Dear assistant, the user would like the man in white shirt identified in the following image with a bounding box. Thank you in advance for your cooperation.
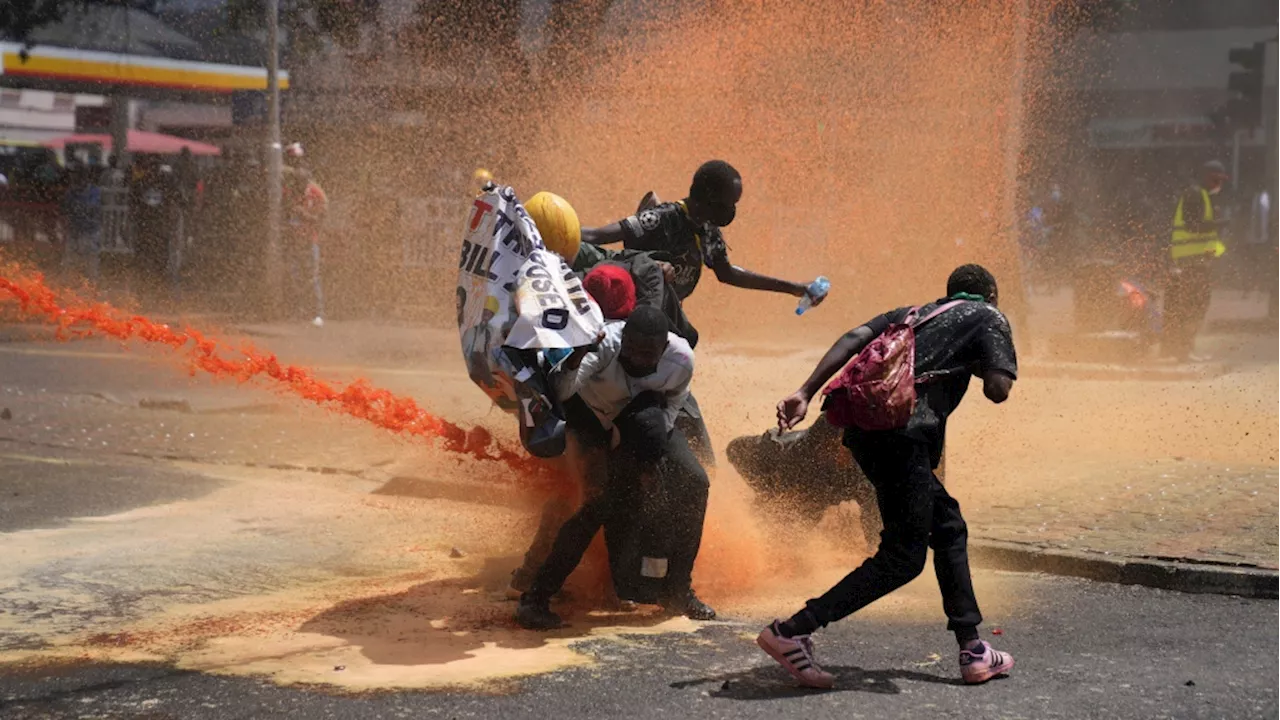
[516,306,715,629]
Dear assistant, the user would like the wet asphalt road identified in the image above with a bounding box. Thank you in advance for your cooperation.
[1,572,1275,720]
[1,336,1276,719]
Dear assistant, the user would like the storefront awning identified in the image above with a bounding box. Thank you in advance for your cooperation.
[44,129,221,156]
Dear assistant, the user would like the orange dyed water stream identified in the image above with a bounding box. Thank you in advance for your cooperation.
[0,264,548,481]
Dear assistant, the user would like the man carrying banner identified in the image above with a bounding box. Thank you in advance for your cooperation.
[527,191,711,462]
[457,184,605,457]
[515,305,716,629]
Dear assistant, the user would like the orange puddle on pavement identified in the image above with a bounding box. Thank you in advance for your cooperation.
[0,568,706,693]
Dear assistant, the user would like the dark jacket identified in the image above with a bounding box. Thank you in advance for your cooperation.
[574,245,700,348]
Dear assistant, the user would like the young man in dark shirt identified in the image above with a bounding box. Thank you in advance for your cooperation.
[580,160,821,304]
[757,264,1018,689]
[575,160,823,468]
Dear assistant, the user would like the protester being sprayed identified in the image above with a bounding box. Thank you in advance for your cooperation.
[757,264,1017,688]
[574,160,828,463]
[726,412,881,548]
[506,261,708,608]
[526,190,712,465]
[516,305,715,629]
[581,160,824,304]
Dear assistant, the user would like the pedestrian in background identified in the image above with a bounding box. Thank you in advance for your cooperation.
[61,162,102,281]
[283,143,329,327]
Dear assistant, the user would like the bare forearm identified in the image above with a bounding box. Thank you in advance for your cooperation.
[798,327,874,398]
[716,265,806,296]
[581,224,628,246]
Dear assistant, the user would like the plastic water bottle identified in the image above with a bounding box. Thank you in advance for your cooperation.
[795,276,830,316]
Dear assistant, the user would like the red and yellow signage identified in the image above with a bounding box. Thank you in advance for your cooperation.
[0,42,288,93]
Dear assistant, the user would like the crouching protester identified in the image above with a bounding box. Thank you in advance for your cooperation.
[757,264,1018,688]
[726,412,882,549]
[516,306,715,629]
[507,253,710,599]
[527,190,713,467]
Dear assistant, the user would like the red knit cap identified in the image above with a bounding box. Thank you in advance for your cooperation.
[583,264,637,319]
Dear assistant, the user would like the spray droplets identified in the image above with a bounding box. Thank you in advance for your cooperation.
[0,263,549,483]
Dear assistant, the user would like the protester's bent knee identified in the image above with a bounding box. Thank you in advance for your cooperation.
[929,517,968,551]
[877,542,929,584]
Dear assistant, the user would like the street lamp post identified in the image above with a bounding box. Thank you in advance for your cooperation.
[264,0,284,317]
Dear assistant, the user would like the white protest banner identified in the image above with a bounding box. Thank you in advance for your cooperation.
[456,185,604,412]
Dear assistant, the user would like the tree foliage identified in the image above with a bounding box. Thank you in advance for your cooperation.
[225,0,377,59]
[2,0,160,48]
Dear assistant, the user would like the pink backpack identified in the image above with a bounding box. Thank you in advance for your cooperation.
[821,301,966,431]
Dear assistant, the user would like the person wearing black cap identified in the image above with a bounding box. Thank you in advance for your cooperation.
[1164,160,1230,362]
[515,306,715,629]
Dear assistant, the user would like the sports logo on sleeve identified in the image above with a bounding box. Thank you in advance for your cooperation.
[638,210,662,231]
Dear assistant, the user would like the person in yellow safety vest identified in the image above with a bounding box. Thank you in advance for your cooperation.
[1163,160,1230,363]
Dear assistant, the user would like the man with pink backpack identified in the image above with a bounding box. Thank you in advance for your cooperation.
[757,264,1018,689]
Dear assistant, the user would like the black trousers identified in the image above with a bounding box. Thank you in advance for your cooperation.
[803,434,981,632]
[1163,258,1214,359]
[515,393,714,586]
[525,394,709,604]
[675,393,715,468]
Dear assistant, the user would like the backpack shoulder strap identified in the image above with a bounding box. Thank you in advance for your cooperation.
[898,306,923,325]
[910,300,967,328]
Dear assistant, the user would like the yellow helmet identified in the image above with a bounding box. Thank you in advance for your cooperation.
[473,168,493,192]
[483,295,500,314]
[524,191,581,262]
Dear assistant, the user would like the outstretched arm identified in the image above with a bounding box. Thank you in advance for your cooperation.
[580,223,629,246]
[776,325,876,430]
[710,254,815,300]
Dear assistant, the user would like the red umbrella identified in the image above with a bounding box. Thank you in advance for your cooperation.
[45,130,221,156]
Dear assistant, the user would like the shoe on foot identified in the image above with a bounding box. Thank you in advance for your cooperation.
[756,620,834,689]
[515,597,562,630]
[959,641,1014,684]
[312,316,324,328]
[662,589,716,620]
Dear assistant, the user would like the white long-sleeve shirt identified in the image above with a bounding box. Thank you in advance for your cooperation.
[555,321,693,432]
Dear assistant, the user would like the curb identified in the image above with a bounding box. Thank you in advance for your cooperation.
[969,540,1279,600]
[1019,360,1227,382]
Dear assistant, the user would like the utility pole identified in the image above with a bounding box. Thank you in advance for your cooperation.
[1269,20,1280,320]
[1269,20,1280,233]
[264,0,284,317]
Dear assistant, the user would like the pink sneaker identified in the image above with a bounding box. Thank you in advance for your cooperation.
[756,621,835,689]
[959,641,1014,684]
